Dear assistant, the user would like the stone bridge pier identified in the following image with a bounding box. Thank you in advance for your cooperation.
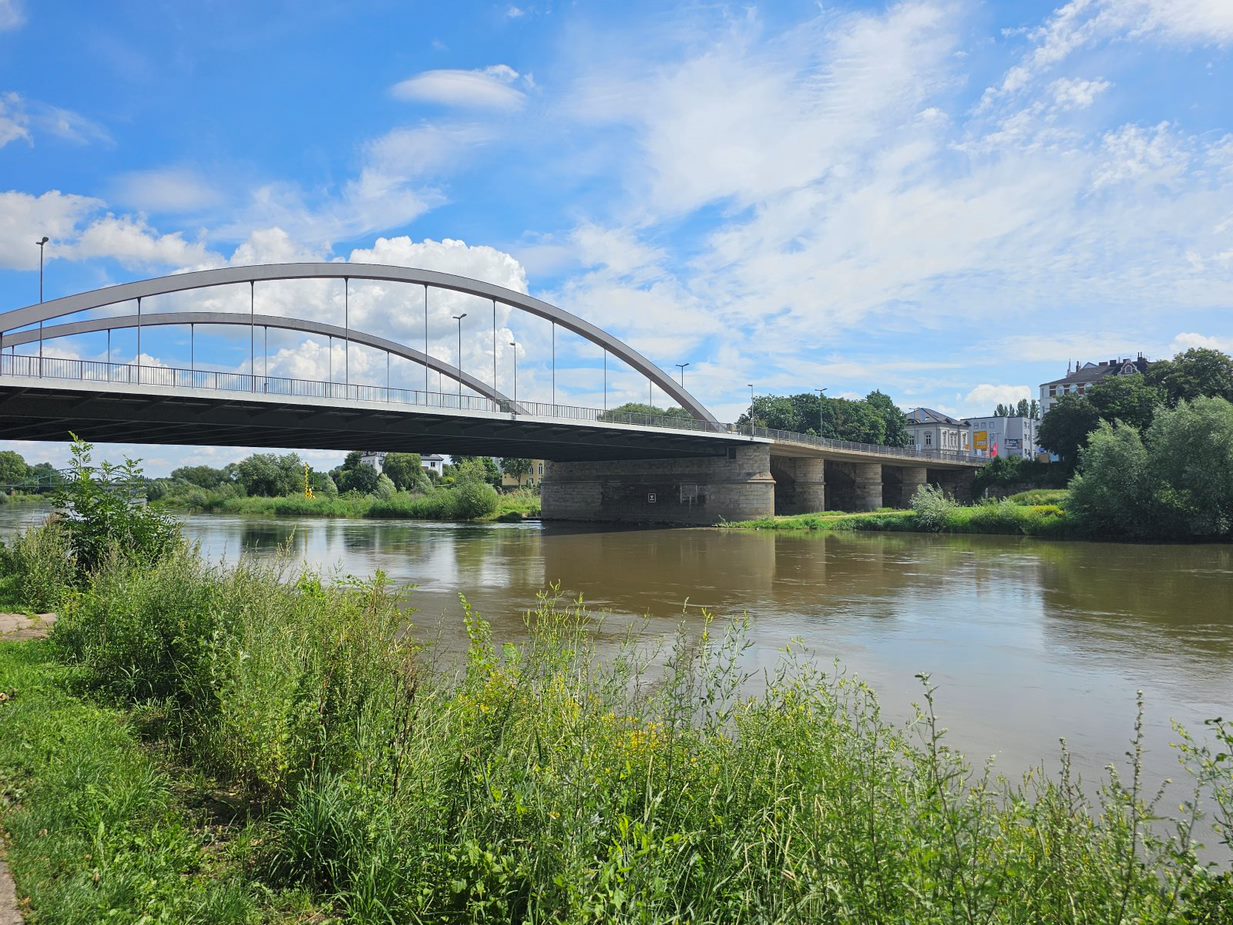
[541,446,977,524]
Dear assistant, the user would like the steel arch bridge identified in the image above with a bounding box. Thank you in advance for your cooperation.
[0,262,715,421]
[0,262,743,460]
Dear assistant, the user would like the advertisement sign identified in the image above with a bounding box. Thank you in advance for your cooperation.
[974,430,988,451]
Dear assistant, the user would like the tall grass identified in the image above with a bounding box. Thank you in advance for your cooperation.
[39,546,1233,923]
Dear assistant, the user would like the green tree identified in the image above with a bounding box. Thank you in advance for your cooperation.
[170,464,229,489]
[233,453,303,496]
[1144,396,1233,536]
[1085,375,1164,431]
[0,449,28,486]
[1037,395,1100,465]
[27,462,64,492]
[381,453,427,492]
[501,457,536,486]
[448,457,502,488]
[598,403,695,423]
[337,463,380,495]
[1067,423,1151,537]
[865,391,911,447]
[1146,348,1233,405]
[1068,398,1233,538]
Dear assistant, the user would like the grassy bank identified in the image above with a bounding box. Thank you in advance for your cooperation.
[163,486,541,523]
[731,493,1075,538]
[0,640,280,922]
[1,532,1231,922]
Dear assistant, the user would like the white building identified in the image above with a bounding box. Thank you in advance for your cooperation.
[905,408,970,453]
[1039,355,1150,415]
[964,415,1038,459]
[359,451,446,476]
[358,451,386,472]
[421,454,446,475]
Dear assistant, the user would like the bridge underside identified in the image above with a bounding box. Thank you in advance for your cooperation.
[0,382,733,462]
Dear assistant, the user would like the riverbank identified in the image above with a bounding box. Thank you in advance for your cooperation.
[729,491,1076,538]
[1,527,1231,922]
[161,486,541,523]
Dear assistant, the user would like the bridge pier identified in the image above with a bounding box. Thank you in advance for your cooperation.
[770,456,826,515]
[541,445,775,525]
[884,465,928,508]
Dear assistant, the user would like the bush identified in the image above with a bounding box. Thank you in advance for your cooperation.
[0,520,74,611]
[452,479,500,520]
[1068,398,1233,539]
[910,483,957,532]
[55,437,180,575]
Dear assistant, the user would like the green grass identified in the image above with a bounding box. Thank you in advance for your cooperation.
[1005,488,1070,506]
[0,641,271,923]
[161,486,540,523]
[730,501,1077,537]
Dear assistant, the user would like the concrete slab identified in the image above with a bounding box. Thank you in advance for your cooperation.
[0,613,56,642]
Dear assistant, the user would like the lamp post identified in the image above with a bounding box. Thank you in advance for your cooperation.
[675,362,690,387]
[509,340,518,413]
[815,387,827,436]
[36,236,48,371]
[36,237,48,303]
[452,312,467,400]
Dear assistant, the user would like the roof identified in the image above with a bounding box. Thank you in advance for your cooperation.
[422,454,445,461]
[906,407,965,426]
[1042,357,1150,387]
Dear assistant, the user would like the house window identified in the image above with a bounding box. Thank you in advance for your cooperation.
[1049,386,1057,397]
[925,432,933,447]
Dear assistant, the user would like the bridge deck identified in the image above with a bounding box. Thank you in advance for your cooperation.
[0,355,983,467]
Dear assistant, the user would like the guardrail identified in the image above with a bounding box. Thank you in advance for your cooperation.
[0,352,987,464]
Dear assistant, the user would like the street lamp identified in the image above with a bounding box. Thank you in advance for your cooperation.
[36,236,48,371]
[747,383,756,431]
[509,340,518,412]
[675,362,690,387]
[451,312,467,399]
[815,387,828,435]
[36,237,48,303]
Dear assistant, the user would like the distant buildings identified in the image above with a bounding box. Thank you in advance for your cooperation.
[358,451,447,476]
[905,408,971,453]
[1039,354,1150,415]
[905,408,1038,459]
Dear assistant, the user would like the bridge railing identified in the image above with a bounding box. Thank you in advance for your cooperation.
[0,352,986,463]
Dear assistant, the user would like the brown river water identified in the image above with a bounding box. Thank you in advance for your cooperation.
[3,507,1231,807]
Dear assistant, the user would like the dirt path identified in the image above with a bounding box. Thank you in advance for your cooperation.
[0,613,55,642]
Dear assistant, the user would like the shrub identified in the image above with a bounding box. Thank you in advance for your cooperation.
[453,480,500,520]
[0,520,74,611]
[910,483,957,531]
[55,437,179,575]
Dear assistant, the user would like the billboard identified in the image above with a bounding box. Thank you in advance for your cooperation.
[974,430,988,451]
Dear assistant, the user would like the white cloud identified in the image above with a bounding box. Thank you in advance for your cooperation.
[1091,122,1190,188]
[1050,76,1111,109]
[0,190,223,273]
[962,384,1033,414]
[0,92,29,147]
[1170,331,1233,353]
[111,167,222,213]
[0,0,24,31]
[391,66,527,111]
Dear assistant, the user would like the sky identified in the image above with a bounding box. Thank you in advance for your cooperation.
[1,0,1232,474]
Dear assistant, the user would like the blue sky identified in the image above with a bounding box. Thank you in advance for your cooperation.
[1,0,1232,473]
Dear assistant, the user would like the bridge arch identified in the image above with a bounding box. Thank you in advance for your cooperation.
[0,310,514,406]
[0,263,717,422]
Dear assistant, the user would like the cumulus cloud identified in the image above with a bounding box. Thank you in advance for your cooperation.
[391,65,528,110]
[1170,331,1233,353]
[0,190,222,272]
[962,384,1033,414]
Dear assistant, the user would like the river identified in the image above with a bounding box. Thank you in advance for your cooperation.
[3,506,1231,797]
